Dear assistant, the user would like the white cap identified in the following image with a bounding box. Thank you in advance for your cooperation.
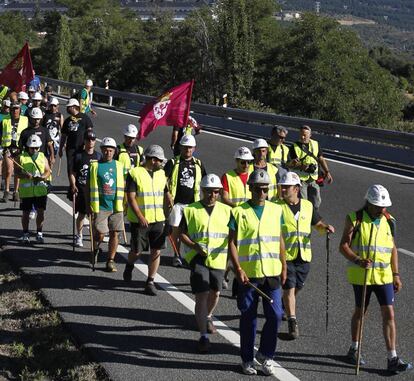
[234,146,254,160]
[85,79,93,87]
[279,171,301,186]
[28,86,36,92]
[179,134,196,147]
[144,144,166,161]
[248,169,270,185]
[18,91,29,100]
[100,137,117,149]
[26,134,42,148]
[365,184,392,207]
[32,92,42,101]
[123,124,138,138]
[49,97,59,106]
[67,98,80,108]
[29,107,43,119]
[252,138,268,150]
[2,99,11,107]
[200,174,223,188]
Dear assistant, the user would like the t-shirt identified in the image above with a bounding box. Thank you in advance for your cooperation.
[43,111,61,149]
[97,160,117,211]
[19,126,52,155]
[221,171,249,193]
[73,151,102,191]
[164,156,206,204]
[61,112,93,151]
[115,144,142,167]
[289,141,322,160]
[0,112,8,122]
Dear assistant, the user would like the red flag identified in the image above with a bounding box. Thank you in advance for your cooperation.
[0,42,34,92]
[138,80,194,140]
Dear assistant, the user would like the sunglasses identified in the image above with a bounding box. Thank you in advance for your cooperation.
[239,160,251,165]
[277,135,286,140]
[252,187,269,194]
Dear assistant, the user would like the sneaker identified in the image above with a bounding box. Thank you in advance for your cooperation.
[207,318,217,334]
[29,209,36,220]
[255,352,275,376]
[288,318,299,339]
[105,260,117,272]
[347,346,366,365]
[75,235,83,247]
[144,281,157,296]
[197,336,211,353]
[36,233,44,244]
[12,192,19,202]
[222,277,229,290]
[172,255,182,267]
[123,263,134,282]
[241,362,257,376]
[0,190,10,203]
[387,357,413,374]
[19,233,30,244]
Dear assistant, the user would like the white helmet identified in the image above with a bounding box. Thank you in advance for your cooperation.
[234,146,254,160]
[26,134,42,148]
[279,171,301,186]
[144,145,166,161]
[85,79,93,87]
[49,97,59,106]
[123,124,138,138]
[100,137,117,149]
[365,184,392,207]
[2,99,11,107]
[67,98,80,108]
[18,91,29,100]
[28,85,36,92]
[32,92,42,101]
[248,169,270,185]
[252,138,268,150]
[179,134,196,147]
[200,174,223,189]
[29,107,43,119]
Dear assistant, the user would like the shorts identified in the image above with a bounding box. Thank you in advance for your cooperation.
[190,255,224,294]
[168,203,188,227]
[20,196,48,211]
[282,261,311,290]
[353,283,394,308]
[130,221,166,253]
[94,211,124,234]
[74,190,88,215]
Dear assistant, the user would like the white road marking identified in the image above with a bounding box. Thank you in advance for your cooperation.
[398,248,414,259]
[48,193,300,381]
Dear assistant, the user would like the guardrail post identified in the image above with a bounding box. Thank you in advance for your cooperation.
[57,86,61,95]
[90,92,93,103]
[109,96,113,107]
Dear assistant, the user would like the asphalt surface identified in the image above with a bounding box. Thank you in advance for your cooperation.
[1,106,413,381]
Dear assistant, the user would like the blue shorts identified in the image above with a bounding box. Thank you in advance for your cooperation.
[353,283,394,308]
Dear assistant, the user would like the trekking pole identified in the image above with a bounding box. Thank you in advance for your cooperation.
[356,269,369,375]
[72,193,76,254]
[167,234,180,256]
[57,157,62,177]
[88,214,96,272]
[326,232,331,333]
[230,268,273,303]
[122,223,127,245]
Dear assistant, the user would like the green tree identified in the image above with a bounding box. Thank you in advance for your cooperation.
[55,16,72,81]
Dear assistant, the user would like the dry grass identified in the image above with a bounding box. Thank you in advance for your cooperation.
[0,255,109,381]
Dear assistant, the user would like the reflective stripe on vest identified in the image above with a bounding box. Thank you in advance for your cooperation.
[0,86,8,102]
[127,166,166,224]
[232,201,282,278]
[248,163,278,201]
[169,156,202,202]
[1,116,29,147]
[224,170,251,206]
[268,144,289,166]
[183,201,231,270]
[280,199,313,262]
[89,160,124,213]
[19,152,48,198]
[347,210,394,286]
[293,139,319,181]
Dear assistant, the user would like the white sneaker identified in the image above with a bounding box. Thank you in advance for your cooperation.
[255,352,275,376]
[29,209,36,220]
[19,233,30,244]
[172,256,182,267]
[75,235,83,247]
[36,233,44,244]
[242,362,257,375]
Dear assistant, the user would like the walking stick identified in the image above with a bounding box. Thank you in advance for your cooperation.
[356,269,369,375]
[167,234,180,256]
[72,193,76,253]
[326,233,331,333]
[122,223,127,245]
[89,214,96,272]
[57,157,62,177]
[230,268,273,304]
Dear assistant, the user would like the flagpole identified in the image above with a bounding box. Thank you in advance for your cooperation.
[183,79,194,126]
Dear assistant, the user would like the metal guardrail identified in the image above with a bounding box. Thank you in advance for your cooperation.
[41,76,414,169]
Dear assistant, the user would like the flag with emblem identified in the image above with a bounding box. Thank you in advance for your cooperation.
[0,42,34,92]
[138,80,194,140]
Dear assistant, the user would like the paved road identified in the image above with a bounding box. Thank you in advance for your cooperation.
[1,106,413,381]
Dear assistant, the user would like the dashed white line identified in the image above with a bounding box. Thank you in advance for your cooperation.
[398,248,414,259]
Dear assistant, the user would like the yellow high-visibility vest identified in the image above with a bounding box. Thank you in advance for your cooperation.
[268,143,289,166]
[232,201,282,278]
[183,201,231,269]
[127,167,166,224]
[292,139,319,181]
[19,152,48,198]
[347,210,394,286]
[1,116,28,147]
[118,143,143,175]
[224,170,251,206]
[89,160,124,213]
[168,156,202,202]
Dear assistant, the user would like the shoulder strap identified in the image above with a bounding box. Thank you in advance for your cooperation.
[351,209,364,241]
[298,141,319,162]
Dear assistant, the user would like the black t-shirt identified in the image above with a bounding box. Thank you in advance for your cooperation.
[289,141,322,160]
[61,112,93,151]
[115,144,142,167]
[164,157,207,204]
[43,111,61,144]
[19,126,52,155]
[73,150,102,190]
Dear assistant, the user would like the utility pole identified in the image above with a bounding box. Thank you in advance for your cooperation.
[315,1,320,14]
